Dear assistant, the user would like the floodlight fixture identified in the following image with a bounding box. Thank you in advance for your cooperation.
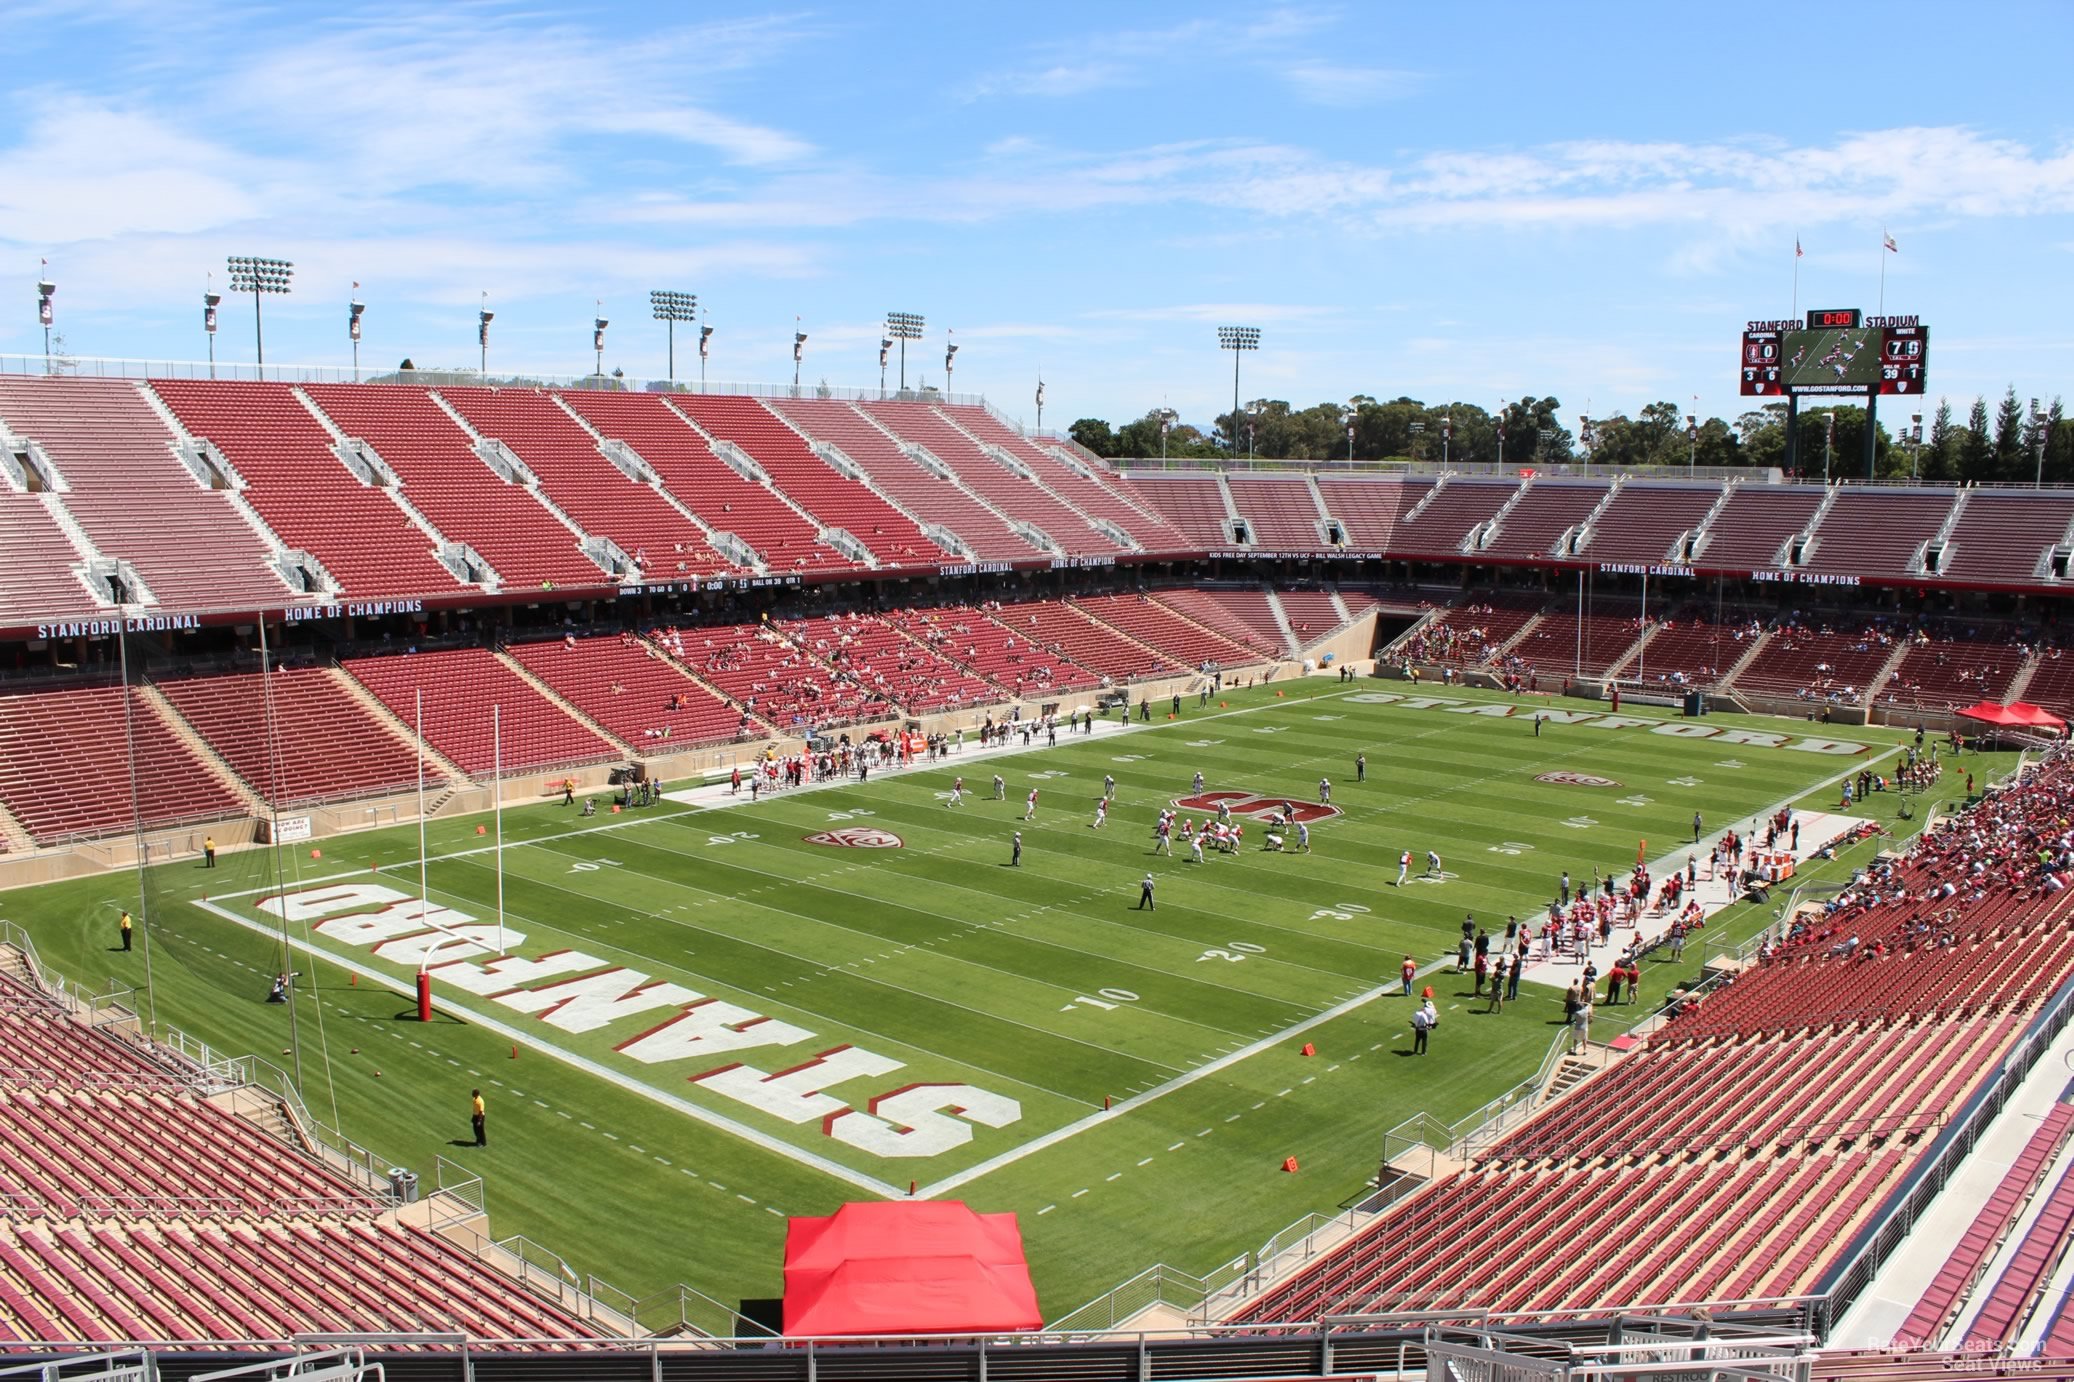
[1156,405,1179,460]
[594,305,609,376]
[885,311,924,389]
[1216,326,1261,446]
[478,292,494,375]
[348,286,366,380]
[203,280,222,376]
[944,334,958,392]
[35,271,53,369]
[878,338,893,396]
[649,290,698,380]
[793,326,807,390]
[227,255,294,378]
[698,320,713,387]
[1035,378,1046,431]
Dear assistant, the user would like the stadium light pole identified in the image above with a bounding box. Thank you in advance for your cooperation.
[1442,410,1453,468]
[1408,420,1424,464]
[944,332,958,394]
[478,293,494,376]
[1909,412,1923,482]
[649,290,696,383]
[1246,399,1266,461]
[1216,326,1260,450]
[886,311,924,391]
[348,286,365,382]
[1342,403,1356,463]
[1036,378,1046,432]
[1687,414,1698,474]
[878,337,892,398]
[593,303,610,378]
[35,271,53,371]
[698,319,713,389]
[1156,406,1178,461]
[203,281,222,378]
[2035,399,2049,489]
[226,256,293,380]
[792,326,807,393]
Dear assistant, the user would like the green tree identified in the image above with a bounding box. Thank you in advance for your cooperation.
[1921,399,1956,482]
[1959,396,1994,483]
[1994,386,2027,481]
[1736,404,1789,471]
[1068,417,1117,458]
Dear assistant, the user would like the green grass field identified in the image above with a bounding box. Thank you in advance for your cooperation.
[0,677,1992,1322]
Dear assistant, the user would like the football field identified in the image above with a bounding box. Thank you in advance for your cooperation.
[3,679,1960,1320]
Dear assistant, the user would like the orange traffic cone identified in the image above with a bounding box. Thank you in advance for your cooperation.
[310,848,322,860]
[1300,1042,1316,1057]
[476,825,487,836]
[909,1180,918,1196]
[1281,1157,1300,1173]
[1275,690,1285,698]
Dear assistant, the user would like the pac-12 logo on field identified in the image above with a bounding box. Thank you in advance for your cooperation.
[1536,771,1621,788]
[804,827,904,849]
[1172,790,1340,823]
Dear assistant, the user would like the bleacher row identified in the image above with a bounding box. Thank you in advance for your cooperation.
[1223,752,2074,1328]
[0,976,598,1343]
[1399,596,2068,715]
[0,586,1332,845]
[3,378,2074,631]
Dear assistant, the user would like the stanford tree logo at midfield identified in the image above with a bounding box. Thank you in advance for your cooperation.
[804,827,904,849]
[1536,771,1622,788]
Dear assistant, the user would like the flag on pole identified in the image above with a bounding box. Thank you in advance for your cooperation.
[1795,238,1803,258]
[1883,231,1899,253]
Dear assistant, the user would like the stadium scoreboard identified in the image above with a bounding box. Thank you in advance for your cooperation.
[1740,312,1928,396]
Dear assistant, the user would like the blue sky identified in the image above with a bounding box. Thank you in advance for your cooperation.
[3,1,2071,435]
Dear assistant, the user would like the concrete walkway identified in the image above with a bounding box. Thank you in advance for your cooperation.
[1514,808,1871,992]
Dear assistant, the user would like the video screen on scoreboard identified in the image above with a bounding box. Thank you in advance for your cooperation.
[1739,321,1928,396]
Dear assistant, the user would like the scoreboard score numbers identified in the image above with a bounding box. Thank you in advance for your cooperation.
[1740,312,1928,397]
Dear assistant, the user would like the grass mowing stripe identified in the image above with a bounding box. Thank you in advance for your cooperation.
[426,851,1179,1101]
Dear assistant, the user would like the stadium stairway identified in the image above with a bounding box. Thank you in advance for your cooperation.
[131,683,269,819]
[1858,635,1923,709]
[2004,648,2047,706]
[1715,624,1778,695]
[1259,586,1300,656]
[0,801,31,855]
[322,666,476,788]
[493,649,639,758]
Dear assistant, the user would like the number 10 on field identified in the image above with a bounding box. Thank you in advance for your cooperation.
[1062,988,1139,1012]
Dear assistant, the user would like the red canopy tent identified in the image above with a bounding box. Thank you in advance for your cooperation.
[1957,700,2026,727]
[782,1200,1041,1337]
[2008,702,2068,729]
[1957,701,2067,731]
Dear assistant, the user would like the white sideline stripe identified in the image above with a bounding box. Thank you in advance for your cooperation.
[189,896,908,1200]
[912,976,1396,1199]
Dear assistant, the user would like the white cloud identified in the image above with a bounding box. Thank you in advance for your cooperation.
[1279,61,1424,108]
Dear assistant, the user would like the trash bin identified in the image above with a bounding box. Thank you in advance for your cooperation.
[1682,691,1707,718]
[388,1168,419,1204]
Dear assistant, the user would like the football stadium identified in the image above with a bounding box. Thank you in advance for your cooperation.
[1,7,2072,1382]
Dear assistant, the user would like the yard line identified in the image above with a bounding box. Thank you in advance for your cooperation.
[1071,1188,1088,1198]
[1105,1173,1122,1182]
[1136,1157,1153,1167]
[1037,1204,1055,1215]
